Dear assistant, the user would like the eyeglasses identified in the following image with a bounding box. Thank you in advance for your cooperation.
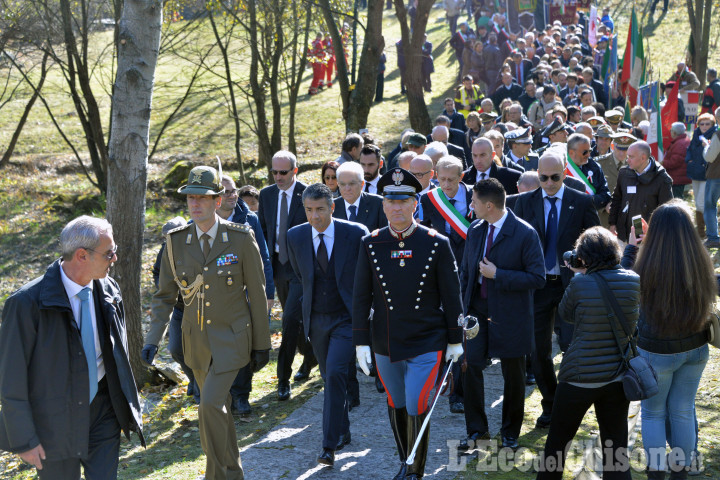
[222,189,238,197]
[271,169,291,176]
[85,245,118,260]
[410,170,432,178]
[539,174,562,182]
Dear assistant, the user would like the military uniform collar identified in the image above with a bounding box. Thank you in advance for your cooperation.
[389,221,418,240]
[196,219,219,243]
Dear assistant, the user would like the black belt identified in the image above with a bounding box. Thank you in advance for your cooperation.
[638,330,709,354]
[546,274,562,283]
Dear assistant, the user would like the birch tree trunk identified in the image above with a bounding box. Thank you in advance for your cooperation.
[106,0,162,385]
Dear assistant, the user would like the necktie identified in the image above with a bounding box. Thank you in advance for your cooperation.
[544,197,559,271]
[480,224,495,299]
[77,287,98,403]
[201,233,211,259]
[317,233,329,272]
[445,199,456,235]
[365,182,371,193]
[278,191,289,264]
[348,205,358,222]
[480,172,487,181]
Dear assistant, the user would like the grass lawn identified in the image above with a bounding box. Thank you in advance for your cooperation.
[1,0,720,479]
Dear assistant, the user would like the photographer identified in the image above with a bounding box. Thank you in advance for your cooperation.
[537,226,639,480]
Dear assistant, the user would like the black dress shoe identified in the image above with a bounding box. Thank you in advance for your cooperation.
[317,448,335,466]
[392,463,407,480]
[348,395,360,412]
[336,431,351,451]
[231,397,251,416]
[294,366,310,382]
[535,413,552,429]
[526,373,536,385]
[277,383,291,401]
[502,436,519,450]
[375,376,385,393]
[458,431,490,452]
[449,401,465,414]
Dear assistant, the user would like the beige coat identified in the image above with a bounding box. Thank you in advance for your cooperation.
[148,218,270,374]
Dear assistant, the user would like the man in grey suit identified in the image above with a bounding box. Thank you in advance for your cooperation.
[287,184,369,467]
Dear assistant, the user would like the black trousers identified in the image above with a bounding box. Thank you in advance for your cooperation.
[465,297,526,439]
[274,256,316,384]
[537,381,631,480]
[39,378,121,480]
[531,279,565,416]
[309,312,353,449]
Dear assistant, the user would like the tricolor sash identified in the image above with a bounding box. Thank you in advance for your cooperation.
[427,188,470,239]
[565,154,596,195]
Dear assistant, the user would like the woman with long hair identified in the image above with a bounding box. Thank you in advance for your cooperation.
[631,200,715,479]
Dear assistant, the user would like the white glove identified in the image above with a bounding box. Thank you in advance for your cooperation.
[446,343,463,362]
[356,345,372,376]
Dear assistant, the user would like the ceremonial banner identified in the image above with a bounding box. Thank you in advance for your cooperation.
[588,6,598,48]
[639,82,663,161]
[620,8,644,108]
[565,155,596,195]
[680,91,701,131]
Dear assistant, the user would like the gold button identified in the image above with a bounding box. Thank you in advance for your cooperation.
[205,285,210,289]
[206,320,211,324]
[204,267,209,271]
[205,302,210,307]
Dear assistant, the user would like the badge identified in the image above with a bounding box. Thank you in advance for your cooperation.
[222,232,229,243]
[186,233,193,244]
[399,241,405,248]
[392,169,404,185]
[190,171,203,184]
[217,254,239,266]
[627,186,637,194]
[391,250,413,259]
[227,276,233,286]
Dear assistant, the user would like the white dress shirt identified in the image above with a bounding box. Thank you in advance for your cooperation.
[60,263,105,382]
[344,196,362,220]
[275,179,297,252]
[312,220,335,260]
[475,166,493,183]
[542,184,565,275]
[366,176,380,195]
[196,220,219,249]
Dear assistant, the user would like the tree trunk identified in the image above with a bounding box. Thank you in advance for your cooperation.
[106,0,162,386]
[247,0,274,170]
[287,0,312,154]
[0,52,50,168]
[319,0,351,126]
[686,0,713,88]
[394,0,433,134]
[347,0,384,132]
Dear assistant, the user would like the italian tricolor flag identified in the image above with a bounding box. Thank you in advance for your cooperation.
[619,7,645,108]
[565,154,596,195]
[427,188,470,239]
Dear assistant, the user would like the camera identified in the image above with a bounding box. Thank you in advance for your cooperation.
[563,249,583,268]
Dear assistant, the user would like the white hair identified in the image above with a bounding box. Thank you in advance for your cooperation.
[335,160,364,183]
[638,120,650,137]
[61,216,113,260]
[670,122,687,137]
[581,106,597,117]
[424,141,449,162]
[435,156,464,176]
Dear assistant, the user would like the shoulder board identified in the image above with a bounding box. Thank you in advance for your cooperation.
[428,229,438,237]
[371,229,380,237]
[226,223,251,233]
[167,223,191,235]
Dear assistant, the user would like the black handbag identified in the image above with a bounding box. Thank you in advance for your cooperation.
[593,273,659,401]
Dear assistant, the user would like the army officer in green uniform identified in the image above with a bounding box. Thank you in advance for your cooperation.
[144,166,270,480]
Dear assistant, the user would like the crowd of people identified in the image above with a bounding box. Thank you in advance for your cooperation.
[3,4,720,480]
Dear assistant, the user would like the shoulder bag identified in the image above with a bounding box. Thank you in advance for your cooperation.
[593,273,659,401]
[707,310,720,348]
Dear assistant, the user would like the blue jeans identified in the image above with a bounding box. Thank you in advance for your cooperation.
[638,344,708,471]
[702,178,720,241]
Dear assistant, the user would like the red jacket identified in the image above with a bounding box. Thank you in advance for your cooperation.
[663,133,691,185]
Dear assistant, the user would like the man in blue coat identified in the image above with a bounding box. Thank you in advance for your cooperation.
[287,184,369,467]
[458,179,546,451]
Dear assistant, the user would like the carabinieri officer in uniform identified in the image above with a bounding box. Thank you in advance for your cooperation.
[352,167,464,480]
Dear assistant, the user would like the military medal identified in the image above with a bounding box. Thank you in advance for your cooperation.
[399,241,405,248]
[391,250,412,267]
[227,276,233,286]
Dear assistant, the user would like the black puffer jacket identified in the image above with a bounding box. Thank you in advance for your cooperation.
[557,266,641,384]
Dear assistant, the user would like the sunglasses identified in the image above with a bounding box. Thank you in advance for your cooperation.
[271,169,291,176]
[580,149,590,156]
[539,174,562,182]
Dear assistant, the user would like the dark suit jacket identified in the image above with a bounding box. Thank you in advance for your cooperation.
[586,78,607,106]
[459,212,546,358]
[491,83,524,111]
[447,142,468,169]
[287,220,369,338]
[333,192,387,232]
[419,183,474,263]
[461,163,521,194]
[511,59,533,85]
[513,186,600,287]
[258,182,307,261]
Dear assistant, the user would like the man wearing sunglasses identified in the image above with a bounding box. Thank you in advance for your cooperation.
[513,152,599,429]
[1,216,144,478]
[258,151,317,401]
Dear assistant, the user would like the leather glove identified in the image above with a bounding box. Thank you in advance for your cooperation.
[445,343,463,363]
[356,345,372,376]
[250,349,270,373]
[141,344,158,366]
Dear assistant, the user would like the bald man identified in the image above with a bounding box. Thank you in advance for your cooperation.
[409,155,436,220]
[432,126,468,168]
[512,152,599,429]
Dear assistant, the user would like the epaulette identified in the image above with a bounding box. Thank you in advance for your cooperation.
[226,223,251,233]
[167,223,191,235]
[428,228,438,237]
[371,229,380,237]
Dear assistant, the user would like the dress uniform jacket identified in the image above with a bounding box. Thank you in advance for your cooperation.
[148,219,270,374]
[352,224,464,362]
[595,151,626,226]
